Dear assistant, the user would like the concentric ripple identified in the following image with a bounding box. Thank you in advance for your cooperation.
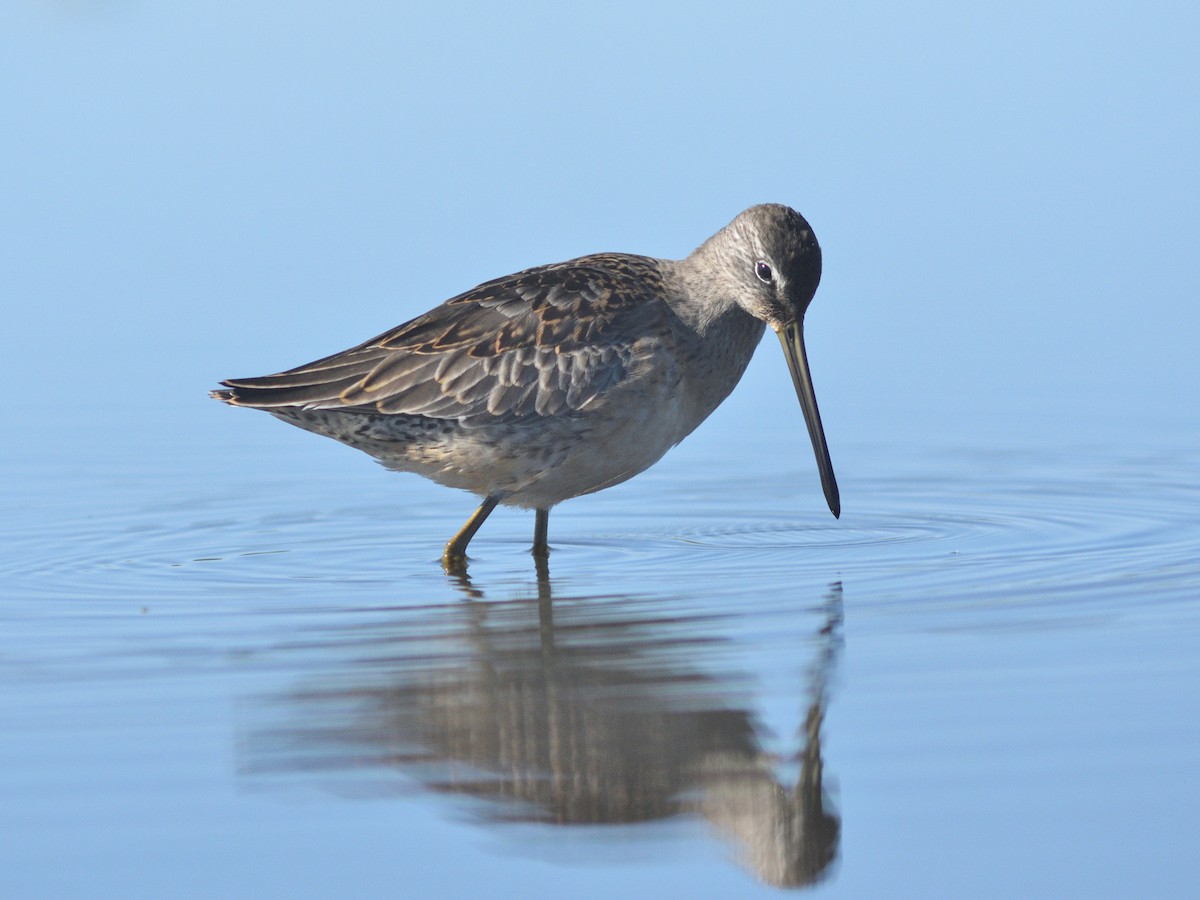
[3,448,1198,632]
[553,449,1200,625]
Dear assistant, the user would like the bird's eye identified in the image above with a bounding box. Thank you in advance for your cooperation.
[755,260,774,284]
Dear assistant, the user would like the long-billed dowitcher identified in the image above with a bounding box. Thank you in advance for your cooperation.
[213,204,839,567]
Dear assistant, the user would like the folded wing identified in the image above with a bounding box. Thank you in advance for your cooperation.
[215,254,671,424]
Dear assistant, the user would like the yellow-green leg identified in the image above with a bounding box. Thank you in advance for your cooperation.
[443,495,500,569]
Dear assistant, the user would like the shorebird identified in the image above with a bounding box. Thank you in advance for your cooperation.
[213,204,839,568]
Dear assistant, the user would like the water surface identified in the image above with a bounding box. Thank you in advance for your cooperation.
[3,424,1198,899]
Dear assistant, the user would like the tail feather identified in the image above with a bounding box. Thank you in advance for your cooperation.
[213,374,367,409]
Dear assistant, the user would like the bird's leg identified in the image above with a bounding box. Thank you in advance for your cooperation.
[532,508,550,559]
[442,494,501,569]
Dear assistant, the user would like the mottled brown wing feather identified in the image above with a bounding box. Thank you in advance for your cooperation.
[217,254,670,422]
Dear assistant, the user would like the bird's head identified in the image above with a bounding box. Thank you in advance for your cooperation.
[713,203,839,519]
[721,203,822,329]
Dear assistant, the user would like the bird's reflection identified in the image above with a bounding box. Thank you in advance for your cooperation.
[249,568,842,889]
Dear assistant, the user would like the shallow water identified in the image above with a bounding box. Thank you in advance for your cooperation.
[3,419,1198,899]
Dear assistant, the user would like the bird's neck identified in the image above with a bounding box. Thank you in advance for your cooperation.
[665,241,758,337]
[660,256,767,417]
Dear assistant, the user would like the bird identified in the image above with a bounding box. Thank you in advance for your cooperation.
[212,203,839,568]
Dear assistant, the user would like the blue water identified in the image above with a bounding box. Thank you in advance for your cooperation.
[3,413,1198,898]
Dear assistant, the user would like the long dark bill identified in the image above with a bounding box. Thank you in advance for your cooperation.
[777,321,840,518]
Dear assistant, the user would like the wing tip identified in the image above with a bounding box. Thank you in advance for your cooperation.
[210,381,282,409]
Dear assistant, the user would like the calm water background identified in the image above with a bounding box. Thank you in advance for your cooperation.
[3,3,1199,898]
